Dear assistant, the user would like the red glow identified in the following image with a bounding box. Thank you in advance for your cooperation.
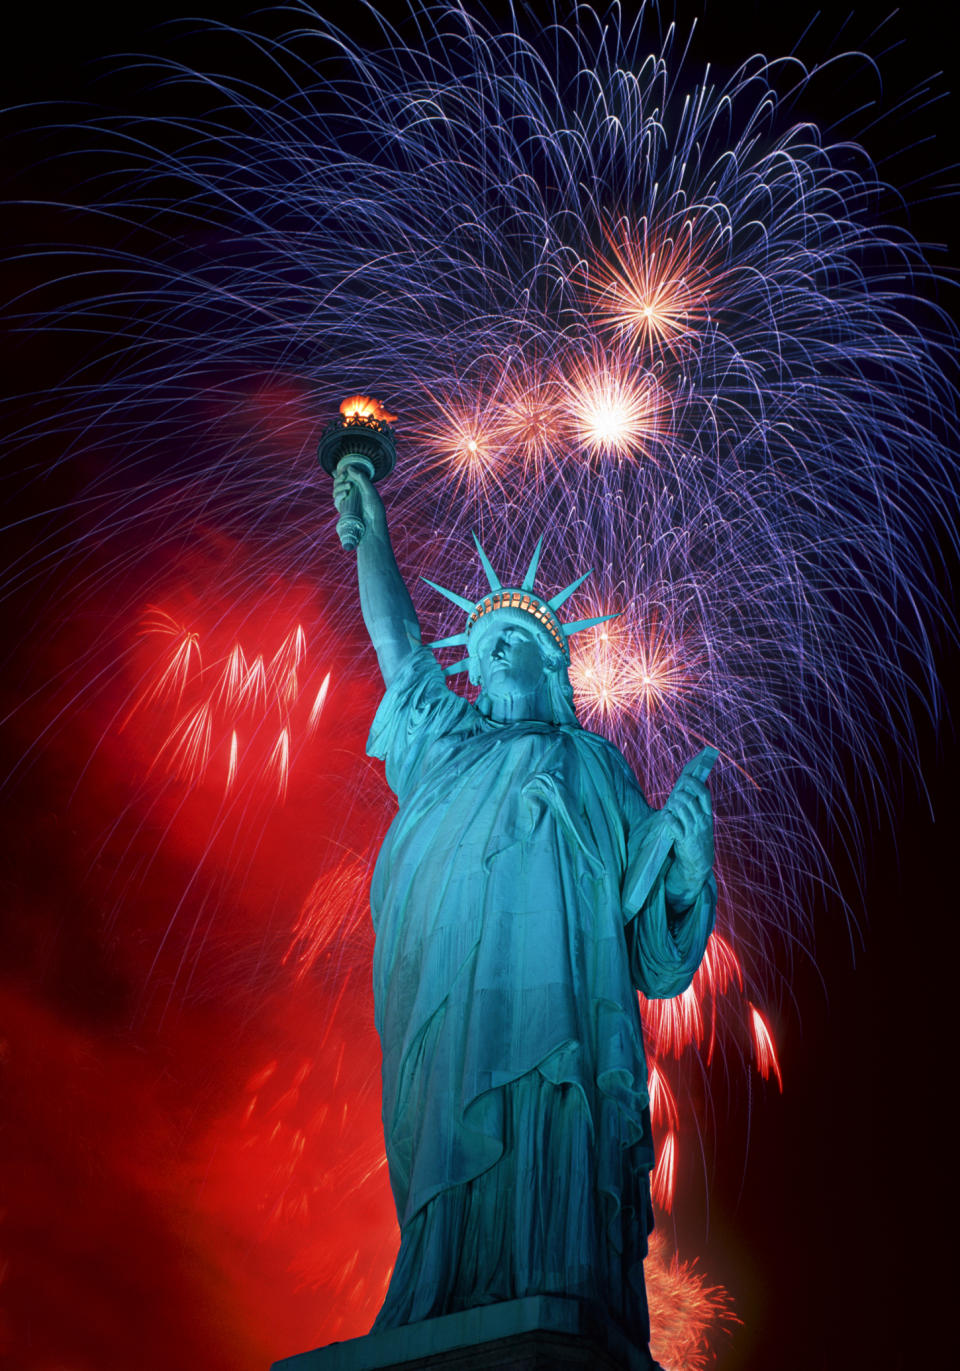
[283,853,374,983]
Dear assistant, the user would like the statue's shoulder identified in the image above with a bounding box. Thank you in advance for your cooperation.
[569,725,648,799]
[369,646,479,769]
[568,723,632,771]
[573,722,622,754]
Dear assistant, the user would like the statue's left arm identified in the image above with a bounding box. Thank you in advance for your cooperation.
[621,756,717,999]
[660,759,715,912]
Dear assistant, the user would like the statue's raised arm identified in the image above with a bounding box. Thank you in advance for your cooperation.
[332,466,421,684]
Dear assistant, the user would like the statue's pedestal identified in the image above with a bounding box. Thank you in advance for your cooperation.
[270,1296,658,1371]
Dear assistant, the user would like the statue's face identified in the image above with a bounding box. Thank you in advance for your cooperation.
[473,622,547,700]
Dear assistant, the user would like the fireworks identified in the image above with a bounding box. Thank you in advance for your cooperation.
[564,349,667,459]
[749,1003,784,1092]
[129,610,330,799]
[645,1232,739,1371]
[4,2,957,1366]
[283,853,374,982]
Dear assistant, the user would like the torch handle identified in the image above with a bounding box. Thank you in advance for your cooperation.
[333,454,376,551]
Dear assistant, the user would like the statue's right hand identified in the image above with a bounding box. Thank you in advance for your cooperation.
[333,463,387,533]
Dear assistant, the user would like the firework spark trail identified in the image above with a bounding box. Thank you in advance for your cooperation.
[749,1003,784,1091]
[283,853,374,982]
[131,612,330,797]
[2,0,957,1362]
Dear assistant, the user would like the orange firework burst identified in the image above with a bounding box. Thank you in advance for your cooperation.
[416,389,506,495]
[565,352,667,459]
[492,370,567,474]
[569,610,690,727]
[624,612,693,714]
[587,215,716,359]
[568,619,635,723]
[646,1231,739,1370]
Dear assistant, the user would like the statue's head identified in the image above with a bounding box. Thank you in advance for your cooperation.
[423,533,616,726]
[467,610,578,725]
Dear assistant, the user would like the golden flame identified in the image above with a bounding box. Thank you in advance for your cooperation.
[339,394,397,423]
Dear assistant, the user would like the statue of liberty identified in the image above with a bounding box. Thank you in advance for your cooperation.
[334,465,716,1366]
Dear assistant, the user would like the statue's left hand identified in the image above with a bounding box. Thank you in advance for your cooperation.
[661,755,714,911]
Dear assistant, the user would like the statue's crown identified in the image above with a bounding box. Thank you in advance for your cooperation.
[423,535,617,676]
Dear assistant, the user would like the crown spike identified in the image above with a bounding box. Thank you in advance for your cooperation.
[421,577,476,613]
[548,570,593,611]
[561,611,621,637]
[443,658,472,676]
[472,533,502,591]
[521,537,543,591]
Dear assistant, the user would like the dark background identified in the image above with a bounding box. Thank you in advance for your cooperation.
[2,4,956,1369]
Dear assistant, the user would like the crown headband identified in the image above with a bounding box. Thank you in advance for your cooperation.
[423,534,618,676]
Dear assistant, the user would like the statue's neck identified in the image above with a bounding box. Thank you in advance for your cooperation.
[486,684,552,724]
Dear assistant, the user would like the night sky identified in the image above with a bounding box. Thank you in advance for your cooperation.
[2,4,956,1370]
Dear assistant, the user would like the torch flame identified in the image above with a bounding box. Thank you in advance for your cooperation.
[339,394,397,423]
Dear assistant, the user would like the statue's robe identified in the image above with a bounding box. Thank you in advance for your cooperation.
[367,648,715,1338]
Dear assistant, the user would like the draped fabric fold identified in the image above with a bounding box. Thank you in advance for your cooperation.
[366,647,715,1337]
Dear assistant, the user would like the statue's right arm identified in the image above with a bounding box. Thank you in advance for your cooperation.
[333,466,422,685]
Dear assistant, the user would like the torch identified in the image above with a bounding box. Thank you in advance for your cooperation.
[318,395,397,550]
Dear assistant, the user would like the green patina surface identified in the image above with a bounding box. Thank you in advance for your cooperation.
[323,470,716,1361]
[366,646,715,1340]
